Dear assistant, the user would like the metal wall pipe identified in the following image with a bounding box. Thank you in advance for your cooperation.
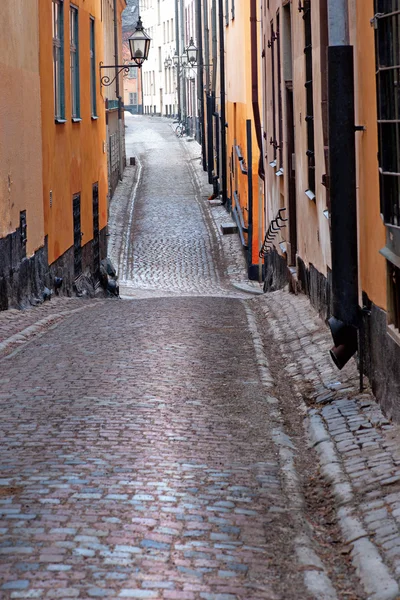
[327,0,358,326]
[114,0,123,180]
[179,0,187,124]
[249,0,264,181]
[175,0,181,120]
[217,0,227,205]
[196,0,207,170]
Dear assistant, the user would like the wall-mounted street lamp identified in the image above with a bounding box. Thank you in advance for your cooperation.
[100,16,151,88]
[164,56,172,69]
[186,38,198,66]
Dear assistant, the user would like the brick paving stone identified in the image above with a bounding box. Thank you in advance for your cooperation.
[0,117,312,598]
[255,286,400,592]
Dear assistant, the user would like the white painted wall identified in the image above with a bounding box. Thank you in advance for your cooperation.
[141,0,177,115]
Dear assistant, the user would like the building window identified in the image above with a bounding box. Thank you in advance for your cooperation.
[158,46,162,72]
[70,6,80,119]
[129,67,137,79]
[129,92,138,105]
[53,0,65,121]
[303,0,315,195]
[375,2,400,226]
[90,17,97,117]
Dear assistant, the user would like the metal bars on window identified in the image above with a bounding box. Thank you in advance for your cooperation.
[375,0,400,225]
[70,6,80,119]
[303,0,315,194]
[53,0,65,120]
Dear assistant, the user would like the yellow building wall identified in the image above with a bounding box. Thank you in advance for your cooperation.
[0,0,44,256]
[291,0,330,276]
[40,0,108,266]
[352,0,386,310]
[225,0,263,267]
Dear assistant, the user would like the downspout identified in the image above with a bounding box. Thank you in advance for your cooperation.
[114,0,124,180]
[327,0,359,368]
[250,0,264,181]
[175,0,181,120]
[196,0,207,171]
[180,0,187,126]
[217,0,228,205]
[203,0,211,176]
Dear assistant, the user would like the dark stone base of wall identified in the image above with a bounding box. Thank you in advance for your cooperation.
[262,249,289,291]
[0,227,108,311]
[248,263,265,282]
[295,257,333,322]
[262,251,332,321]
[0,228,50,311]
[360,295,400,422]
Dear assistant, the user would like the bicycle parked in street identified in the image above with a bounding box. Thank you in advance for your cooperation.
[174,121,187,138]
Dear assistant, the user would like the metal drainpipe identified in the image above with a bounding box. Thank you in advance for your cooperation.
[327,0,359,367]
[249,0,264,181]
[196,0,207,170]
[179,0,187,126]
[114,0,123,180]
[175,0,181,120]
[217,0,228,206]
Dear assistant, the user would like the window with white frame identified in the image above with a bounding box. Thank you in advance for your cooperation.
[70,5,80,119]
[53,0,65,120]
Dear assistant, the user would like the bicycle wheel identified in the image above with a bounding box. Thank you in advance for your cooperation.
[175,123,183,137]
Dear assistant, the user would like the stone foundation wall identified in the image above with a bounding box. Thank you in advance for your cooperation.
[0,226,108,310]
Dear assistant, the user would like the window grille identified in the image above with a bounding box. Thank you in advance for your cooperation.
[375,0,400,226]
[303,0,315,194]
[70,6,80,119]
[53,0,65,120]
[90,17,97,117]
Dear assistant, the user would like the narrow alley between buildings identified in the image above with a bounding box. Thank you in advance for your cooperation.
[1,117,400,600]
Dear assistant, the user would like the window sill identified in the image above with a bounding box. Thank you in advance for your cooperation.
[269,160,277,168]
[72,117,82,123]
[91,115,99,120]
[55,118,67,124]
[305,189,316,202]
[275,168,284,177]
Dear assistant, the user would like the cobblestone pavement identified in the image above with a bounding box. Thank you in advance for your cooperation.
[0,296,319,599]
[109,114,248,299]
[255,290,400,599]
[1,115,397,600]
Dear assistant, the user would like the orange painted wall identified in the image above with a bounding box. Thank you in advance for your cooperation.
[0,0,45,257]
[39,0,108,266]
[225,0,264,267]
[352,0,386,310]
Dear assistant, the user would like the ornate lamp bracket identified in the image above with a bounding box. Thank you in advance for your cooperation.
[99,62,136,89]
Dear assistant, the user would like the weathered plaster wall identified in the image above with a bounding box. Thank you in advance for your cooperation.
[226,0,263,268]
[352,0,386,311]
[291,0,331,277]
[0,0,45,257]
[39,0,108,266]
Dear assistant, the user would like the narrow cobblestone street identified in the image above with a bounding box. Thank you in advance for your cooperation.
[2,116,400,600]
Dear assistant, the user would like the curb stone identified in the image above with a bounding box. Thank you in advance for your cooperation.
[307,411,400,599]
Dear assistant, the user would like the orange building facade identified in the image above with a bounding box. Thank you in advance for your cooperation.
[39,0,108,293]
[0,0,46,309]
